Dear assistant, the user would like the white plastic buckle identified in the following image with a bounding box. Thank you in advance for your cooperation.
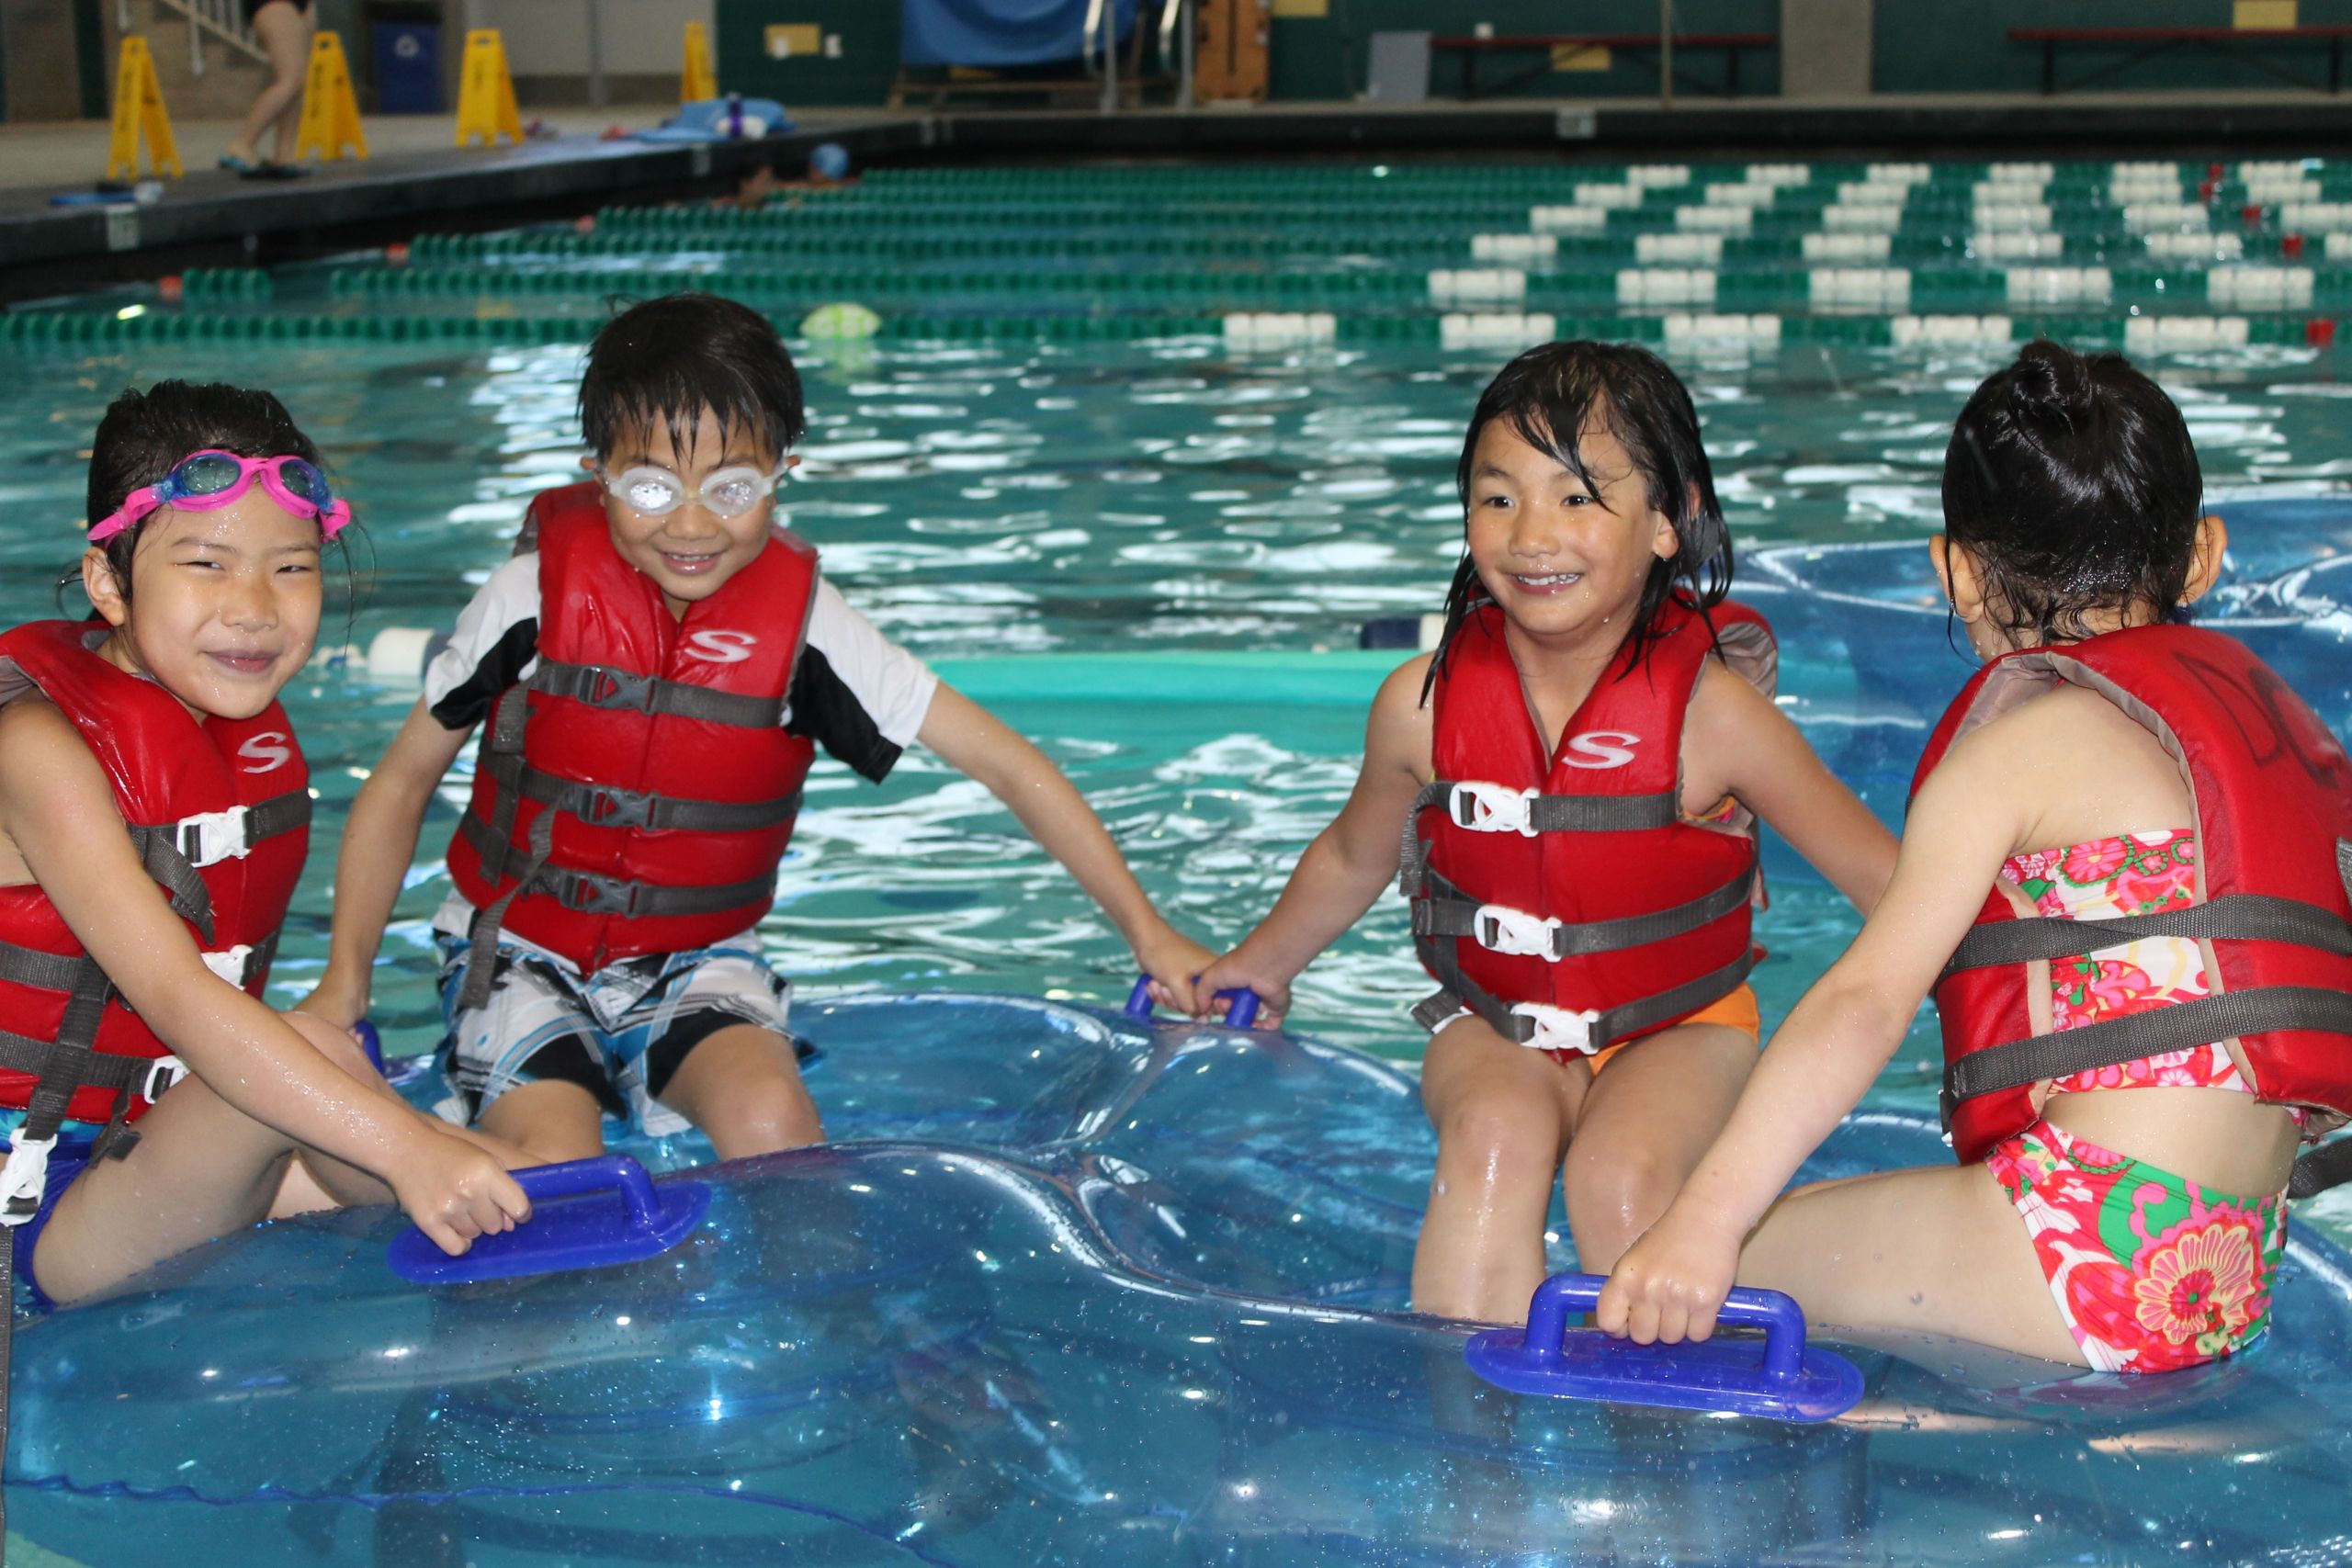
[200,945,255,987]
[1448,781,1542,838]
[177,805,254,868]
[0,1133,56,1226]
[1473,902,1564,959]
[1510,1001,1604,1056]
[140,1054,187,1103]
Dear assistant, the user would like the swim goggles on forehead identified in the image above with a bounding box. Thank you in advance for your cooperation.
[87,449,351,543]
[593,460,787,520]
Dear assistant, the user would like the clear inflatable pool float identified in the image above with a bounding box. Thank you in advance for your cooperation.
[10,990,2352,1567]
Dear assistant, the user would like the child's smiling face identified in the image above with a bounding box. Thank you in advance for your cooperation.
[1464,413,1678,651]
[595,406,780,618]
[86,491,322,722]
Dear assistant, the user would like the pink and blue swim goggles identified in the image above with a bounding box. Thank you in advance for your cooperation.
[87,449,352,544]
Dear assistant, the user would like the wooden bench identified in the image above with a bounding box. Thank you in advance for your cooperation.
[2009,25,2352,96]
[1430,33,1777,100]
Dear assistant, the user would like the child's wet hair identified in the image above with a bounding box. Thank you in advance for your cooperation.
[1943,340,2203,640]
[579,292,806,462]
[75,380,338,609]
[1427,341,1732,696]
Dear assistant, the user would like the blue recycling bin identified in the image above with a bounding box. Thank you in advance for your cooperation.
[370,20,442,114]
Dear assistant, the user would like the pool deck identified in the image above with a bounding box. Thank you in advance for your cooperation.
[6,89,2352,306]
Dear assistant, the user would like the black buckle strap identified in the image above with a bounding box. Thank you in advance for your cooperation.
[1413,778,1684,838]
[1412,864,1753,960]
[458,812,775,919]
[1945,894,2352,975]
[534,660,786,729]
[1413,925,1753,1055]
[539,865,776,919]
[485,752,802,835]
[1942,985,2352,1130]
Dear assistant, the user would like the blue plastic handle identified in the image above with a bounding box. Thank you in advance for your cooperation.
[514,1154,665,1228]
[1124,976,1260,1029]
[1463,1270,1864,1423]
[353,1018,386,1077]
[1521,1272,1804,1382]
[386,1154,711,1286]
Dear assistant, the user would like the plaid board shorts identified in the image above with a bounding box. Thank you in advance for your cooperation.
[433,929,792,1139]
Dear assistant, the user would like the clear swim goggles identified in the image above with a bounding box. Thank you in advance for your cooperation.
[593,459,788,521]
[88,449,351,544]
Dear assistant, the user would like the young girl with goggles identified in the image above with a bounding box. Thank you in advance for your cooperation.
[0,380,528,1318]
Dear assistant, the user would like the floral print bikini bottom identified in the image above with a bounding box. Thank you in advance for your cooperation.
[1983,829,2290,1373]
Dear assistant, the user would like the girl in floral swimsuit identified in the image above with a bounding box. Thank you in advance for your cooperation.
[1599,340,2334,1373]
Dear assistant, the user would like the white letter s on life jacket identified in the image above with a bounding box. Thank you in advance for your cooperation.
[1559,730,1640,770]
[682,629,757,665]
[237,732,294,774]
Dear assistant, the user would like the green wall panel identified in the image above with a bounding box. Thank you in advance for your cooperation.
[717,0,902,107]
[1875,0,2352,94]
[1271,0,1779,101]
[715,0,1779,107]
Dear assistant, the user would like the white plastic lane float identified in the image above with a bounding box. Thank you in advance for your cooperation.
[9,987,2352,1567]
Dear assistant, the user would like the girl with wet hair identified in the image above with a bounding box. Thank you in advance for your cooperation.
[1601,342,2352,1373]
[1193,341,1894,1324]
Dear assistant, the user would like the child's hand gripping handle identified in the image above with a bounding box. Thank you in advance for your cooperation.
[1521,1272,1804,1381]
[386,1153,712,1285]
[1125,976,1260,1029]
[1463,1270,1864,1423]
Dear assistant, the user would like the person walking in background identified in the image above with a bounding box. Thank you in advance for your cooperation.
[219,0,315,179]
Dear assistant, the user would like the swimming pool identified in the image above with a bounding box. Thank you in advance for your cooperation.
[6,152,2352,1563]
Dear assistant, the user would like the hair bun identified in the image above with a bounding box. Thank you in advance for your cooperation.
[2007,339,2097,426]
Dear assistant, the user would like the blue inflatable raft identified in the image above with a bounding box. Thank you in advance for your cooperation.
[10,991,2352,1566]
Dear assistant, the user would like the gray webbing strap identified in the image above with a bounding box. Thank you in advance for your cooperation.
[1945,894,2352,974]
[1408,778,1684,835]
[534,660,785,729]
[0,1032,152,1095]
[1412,935,1754,1055]
[1942,986,2352,1126]
[1396,778,1686,897]
[459,817,775,918]
[468,683,533,888]
[458,807,553,1012]
[0,943,87,995]
[1412,864,1753,960]
[126,827,215,945]
[455,811,775,1009]
[481,750,801,835]
[2290,1138,2352,1201]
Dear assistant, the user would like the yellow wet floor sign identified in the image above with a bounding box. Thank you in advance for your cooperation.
[683,21,718,101]
[294,31,368,161]
[106,36,183,181]
[455,29,523,147]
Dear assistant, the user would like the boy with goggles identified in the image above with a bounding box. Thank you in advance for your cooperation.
[302,293,1211,1164]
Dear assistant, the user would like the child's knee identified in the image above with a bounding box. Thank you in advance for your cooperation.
[1563,1145,1685,1257]
[1434,1096,1564,1191]
[284,1013,377,1078]
[699,1071,820,1155]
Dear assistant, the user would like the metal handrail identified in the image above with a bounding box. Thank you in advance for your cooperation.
[133,0,271,73]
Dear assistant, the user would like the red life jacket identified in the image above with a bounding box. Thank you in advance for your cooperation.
[0,619,310,1166]
[1918,626,2352,1169]
[1406,595,1775,1056]
[444,482,818,994]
